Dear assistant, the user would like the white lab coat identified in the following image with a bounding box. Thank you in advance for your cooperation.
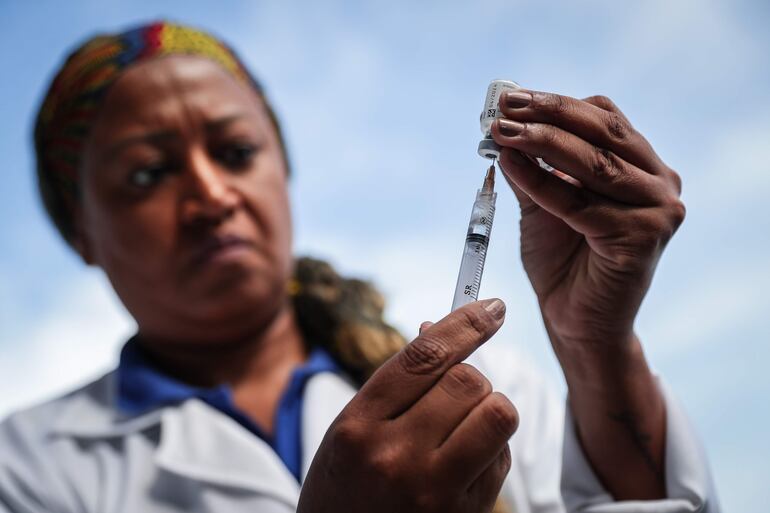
[0,342,717,513]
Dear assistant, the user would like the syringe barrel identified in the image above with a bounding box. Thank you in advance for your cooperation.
[451,189,497,311]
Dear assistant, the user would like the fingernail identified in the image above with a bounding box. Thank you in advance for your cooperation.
[419,321,434,334]
[497,119,524,137]
[483,299,506,320]
[503,90,532,108]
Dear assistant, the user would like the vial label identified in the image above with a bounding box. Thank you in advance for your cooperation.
[480,80,521,136]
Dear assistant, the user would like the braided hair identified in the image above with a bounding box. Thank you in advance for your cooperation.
[290,257,406,383]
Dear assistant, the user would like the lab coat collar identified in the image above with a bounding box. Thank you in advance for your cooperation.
[155,398,300,508]
[50,373,301,505]
[299,371,358,480]
[49,368,360,506]
[50,371,165,437]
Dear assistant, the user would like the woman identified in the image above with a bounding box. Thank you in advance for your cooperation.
[0,21,716,513]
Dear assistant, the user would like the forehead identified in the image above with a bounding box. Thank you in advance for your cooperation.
[91,54,264,134]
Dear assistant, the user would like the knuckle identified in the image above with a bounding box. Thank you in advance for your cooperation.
[592,148,621,183]
[458,307,496,339]
[635,211,665,239]
[627,212,671,256]
[535,124,562,148]
[483,393,519,437]
[367,444,403,482]
[605,112,633,141]
[587,94,616,111]
[401,335,451,375]
[330,417,367,452]
[668,198,687,230]
[668,168,683,195]
[641,200,685,242]
[442,363,492,399]
[537,92,570,115]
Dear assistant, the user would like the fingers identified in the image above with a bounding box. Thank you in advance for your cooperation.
[582,94,628,120]
[467,445,512,512]
[438,391,518,487]
[497,148,606,236]
[491,118,667,205]
[353,299,506,420]
[399,363,493,448]
[498,89,665,173]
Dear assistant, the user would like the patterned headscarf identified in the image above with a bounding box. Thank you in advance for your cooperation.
[34,21,265,244]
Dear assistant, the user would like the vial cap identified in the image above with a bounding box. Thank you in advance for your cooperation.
[478,139,501,160]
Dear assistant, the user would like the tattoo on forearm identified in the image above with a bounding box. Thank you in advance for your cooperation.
[608,410,663,479]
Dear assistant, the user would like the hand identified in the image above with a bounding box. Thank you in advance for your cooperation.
[298,299,517,513]
[491,90,679,499]
[491,90,685,353]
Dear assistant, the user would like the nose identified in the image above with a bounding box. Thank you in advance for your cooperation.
[180,149,240,226]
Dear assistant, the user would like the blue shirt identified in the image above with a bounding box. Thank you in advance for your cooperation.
[116,337,341,481]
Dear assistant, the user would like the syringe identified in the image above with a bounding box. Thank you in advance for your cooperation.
[451,163,497,311]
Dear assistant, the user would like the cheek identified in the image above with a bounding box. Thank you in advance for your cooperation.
[84,187,179,279]
[239,174,292,266]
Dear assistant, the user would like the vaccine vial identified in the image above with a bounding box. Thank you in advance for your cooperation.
[478,79,521,160]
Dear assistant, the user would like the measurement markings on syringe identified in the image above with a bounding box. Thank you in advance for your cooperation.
[451,163,497,311]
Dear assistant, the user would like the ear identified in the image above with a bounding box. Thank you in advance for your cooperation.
[71,206,96,266]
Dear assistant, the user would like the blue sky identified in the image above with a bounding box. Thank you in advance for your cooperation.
[1,1,768,510]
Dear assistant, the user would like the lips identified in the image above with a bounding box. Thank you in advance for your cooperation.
[187,234,256,269]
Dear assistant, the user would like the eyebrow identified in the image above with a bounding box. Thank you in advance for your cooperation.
[103,114,249,160]
[104,130,176,161]
[203,114,245,131]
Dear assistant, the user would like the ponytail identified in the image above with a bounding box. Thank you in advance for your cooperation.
[290,256,406,383]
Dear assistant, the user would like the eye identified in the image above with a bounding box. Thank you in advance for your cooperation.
[129,163,171,189]
[216,143,258,170]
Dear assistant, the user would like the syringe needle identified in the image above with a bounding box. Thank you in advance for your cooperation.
[483,162,495,193]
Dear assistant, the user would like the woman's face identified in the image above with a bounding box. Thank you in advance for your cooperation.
[77,55,293,344]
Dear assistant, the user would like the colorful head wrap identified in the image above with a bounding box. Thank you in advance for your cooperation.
[34,21,267,244]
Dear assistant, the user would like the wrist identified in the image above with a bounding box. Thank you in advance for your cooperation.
[546,324,652,396]
[559,332,668,501]
[552,328,666,441]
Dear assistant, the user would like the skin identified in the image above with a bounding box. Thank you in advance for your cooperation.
[299,299,517,513]
[490,89,685,498]
[77,55,307,431]
[74,54,680,510]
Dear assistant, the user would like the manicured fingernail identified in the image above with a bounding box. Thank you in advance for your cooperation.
[497,119,524,137]
[483,299,506,319]
[503,90,532,108]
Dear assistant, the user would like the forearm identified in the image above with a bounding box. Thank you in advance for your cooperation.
[549,327,667,500]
